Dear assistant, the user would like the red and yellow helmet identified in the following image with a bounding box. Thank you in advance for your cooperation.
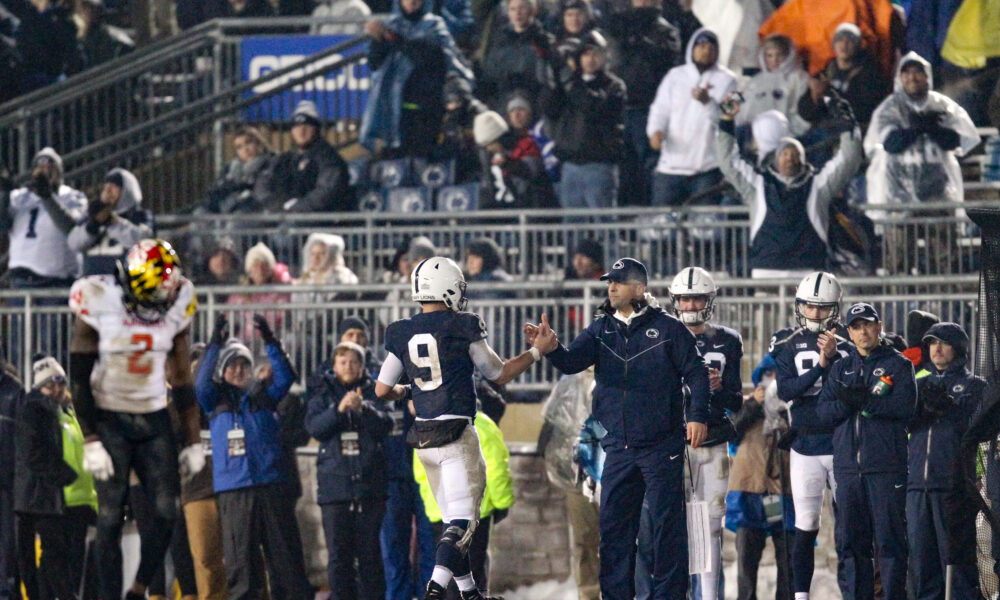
[117,239,184,319]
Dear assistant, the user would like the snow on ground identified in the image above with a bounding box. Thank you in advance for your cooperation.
[499,577,579,600]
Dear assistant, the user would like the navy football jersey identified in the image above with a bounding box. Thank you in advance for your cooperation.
[769,325,851,456]
[693,324,744,425]
[384,310,488,420]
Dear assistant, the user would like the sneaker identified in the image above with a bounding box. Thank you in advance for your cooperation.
[422,581,447,600]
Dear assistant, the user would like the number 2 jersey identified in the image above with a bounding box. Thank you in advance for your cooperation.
[379,310,503,420]
[769,326,850,456]
[69,274,197,414]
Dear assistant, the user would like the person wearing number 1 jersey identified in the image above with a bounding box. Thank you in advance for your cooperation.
[68,239,206,600]
[376,256,553,600]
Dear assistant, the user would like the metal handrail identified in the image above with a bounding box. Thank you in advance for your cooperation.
[0,16,372,122]
[59,35,368,170]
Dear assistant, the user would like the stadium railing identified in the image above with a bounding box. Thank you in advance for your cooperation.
[159,199,996,282]
[0,275,978,394]
[0,16,370,208]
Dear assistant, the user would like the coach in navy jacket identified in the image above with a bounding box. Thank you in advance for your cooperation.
[534,257,710,600]
[804,303,915,600]
[907,322,985,599]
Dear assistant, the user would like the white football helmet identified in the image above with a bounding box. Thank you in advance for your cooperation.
[794,271,842,332]
[668,267,717,325]
[411,257,468,311]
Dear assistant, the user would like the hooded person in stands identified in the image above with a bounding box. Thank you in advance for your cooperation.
[864,51,981,209]
[736,34,810,136]
[255,100,352,213]
[68,168,153,276]
[541,30,626,210]
[463,238,514,300]
[907,322,986,599]
[647,28,736,208]
[716,91,863,279]
[474,110,556,209]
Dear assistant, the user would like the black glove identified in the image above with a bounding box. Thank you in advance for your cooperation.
[253,313,278,344]
[210,315,229,345]
[30,172,52,198]
[921,381,954,416]
[835,381,869,413]
[492,508,509,525]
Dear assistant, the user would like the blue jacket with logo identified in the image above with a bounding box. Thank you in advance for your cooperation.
[304,372,393,504]
[546,298,711,450]
[801,341,916,474]
[197,341,296,494]
[908,323,985,491]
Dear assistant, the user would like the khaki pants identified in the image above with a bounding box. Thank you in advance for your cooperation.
[565,489,601,600]
[184,498,226,600]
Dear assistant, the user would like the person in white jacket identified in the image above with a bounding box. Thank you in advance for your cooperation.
[736,35,810,136]
[647,28,737,207]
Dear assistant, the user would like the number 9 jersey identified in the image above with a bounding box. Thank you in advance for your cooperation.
[69,274,197,414]
[383,310,492,420]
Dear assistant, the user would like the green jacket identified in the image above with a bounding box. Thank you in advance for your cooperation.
[413,412,514,522]
[60,405,97,512]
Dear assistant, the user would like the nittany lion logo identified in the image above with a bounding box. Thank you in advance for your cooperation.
[613,260,625,270]
[850,305,867,314]
[952,384,965,393]
[646,329,659,339]
[873,368,886,377]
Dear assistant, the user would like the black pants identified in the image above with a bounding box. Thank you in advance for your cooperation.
[906,489,983,600]
[735,526,791,600]
[835,471,908,600]
[130,484,197,596]
[217,484,311,600]
[93,409,180,600]
[320,498,387,600]
[0,488,14,600]
[431,514,493,599]
[17,506,94,600]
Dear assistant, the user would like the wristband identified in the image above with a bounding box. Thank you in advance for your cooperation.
[529,347,541,362]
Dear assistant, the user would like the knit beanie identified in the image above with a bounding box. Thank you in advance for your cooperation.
[474,111,510,146]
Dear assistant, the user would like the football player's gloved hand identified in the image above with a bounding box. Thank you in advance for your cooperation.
[491,508,509,525]
[178,443,206,483]
[83,440,115,481]
[835,381,868,413]
[211,314,229,345]
[253,313,278,345]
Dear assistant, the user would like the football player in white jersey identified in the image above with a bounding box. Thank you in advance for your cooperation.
[69,239,205,600]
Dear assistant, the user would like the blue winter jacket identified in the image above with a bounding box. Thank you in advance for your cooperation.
[805,341,917,474]
[360,0,473,151]
[304,372,393,504]
[197,342,296,493]
[546,299,711,450]
[908,323,985,491]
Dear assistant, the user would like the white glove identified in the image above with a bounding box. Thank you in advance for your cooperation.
[83,440,115,481]
[178,443,206,483]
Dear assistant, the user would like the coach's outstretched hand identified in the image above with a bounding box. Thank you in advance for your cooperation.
[531,314,559,355]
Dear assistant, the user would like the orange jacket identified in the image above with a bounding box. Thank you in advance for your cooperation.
[758,0,900,76]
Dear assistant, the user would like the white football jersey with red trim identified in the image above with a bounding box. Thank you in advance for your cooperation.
[70,275,197,413]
